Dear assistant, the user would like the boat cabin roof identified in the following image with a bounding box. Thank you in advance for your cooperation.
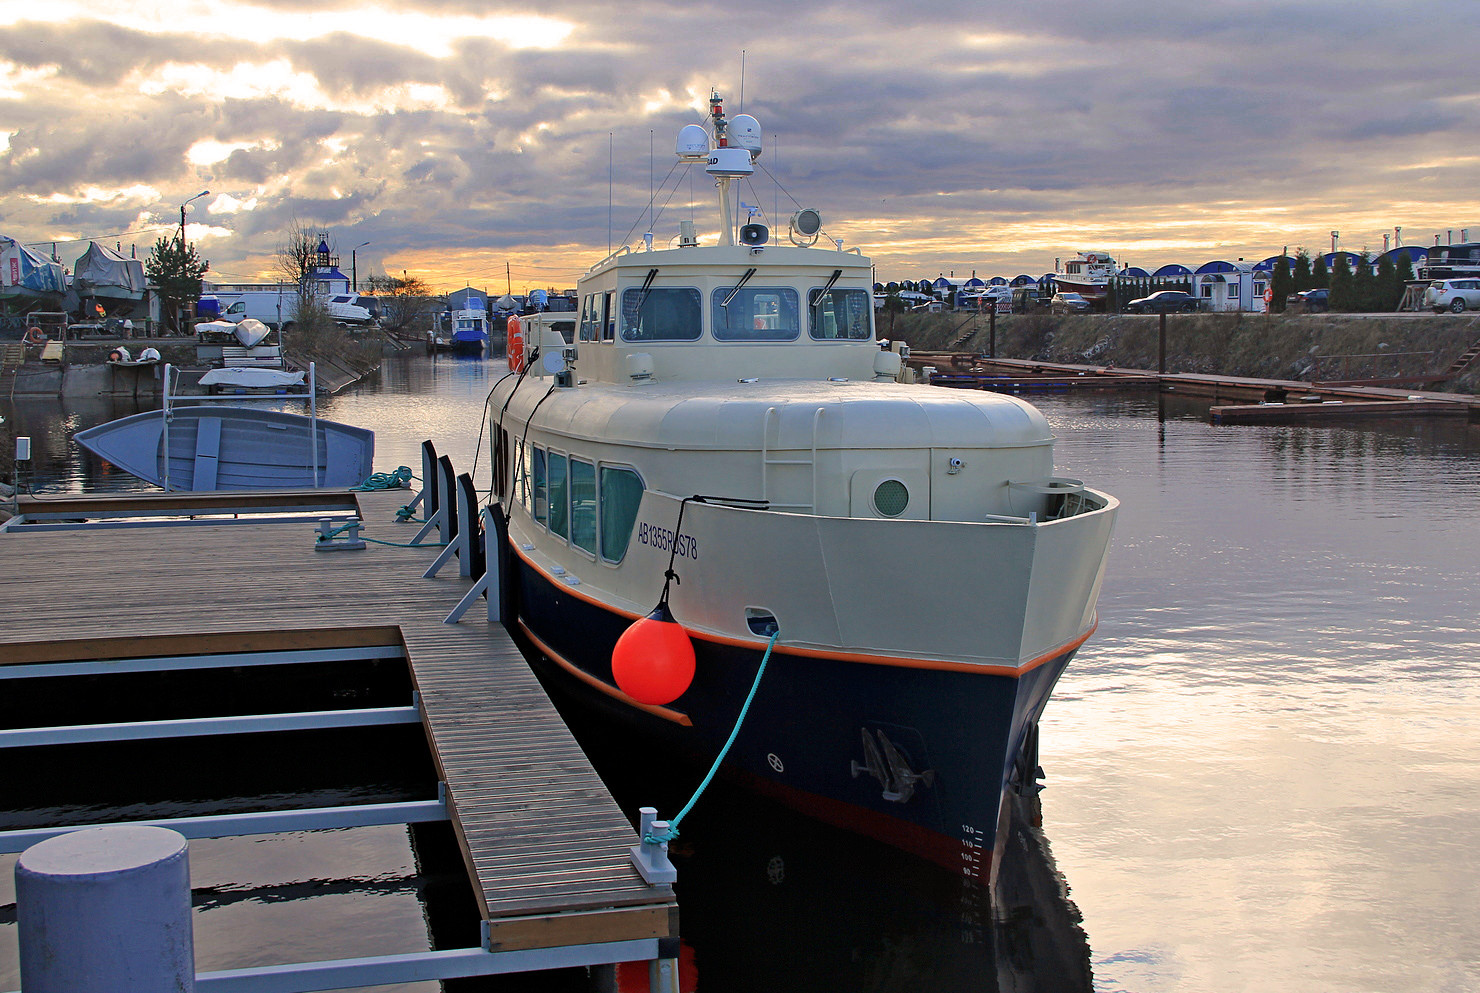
[559,243,881,385]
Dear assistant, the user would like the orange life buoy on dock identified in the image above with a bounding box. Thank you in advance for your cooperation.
[507,315,525,372]
[23,326,46,346]
[1263,285,1274,305]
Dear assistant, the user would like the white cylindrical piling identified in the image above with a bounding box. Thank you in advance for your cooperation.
[16,825,195,992]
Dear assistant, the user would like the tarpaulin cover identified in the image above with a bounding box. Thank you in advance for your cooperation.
[73,241,147,295]
[0,236,67,294]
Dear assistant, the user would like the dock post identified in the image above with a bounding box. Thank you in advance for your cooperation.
[444,506,503,621]
[1159,312,1167,374]
[410,448,450,545]
[425,464,476,581]
[16,825,195,992]
[988,308,996,359]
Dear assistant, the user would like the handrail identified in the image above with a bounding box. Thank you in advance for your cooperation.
[161,362,321,490]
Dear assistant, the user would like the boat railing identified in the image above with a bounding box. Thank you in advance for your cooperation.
[160,362,321,491]
[589,245,634,273]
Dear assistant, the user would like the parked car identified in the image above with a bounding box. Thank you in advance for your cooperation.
[1422,279,1480,313]
[1285,288,1329,313]
[1050,291,1092,314]
[1125,290,1199,314]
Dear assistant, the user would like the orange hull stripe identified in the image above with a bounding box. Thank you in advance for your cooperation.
[509,541,1096,679]
[517,621,694,727]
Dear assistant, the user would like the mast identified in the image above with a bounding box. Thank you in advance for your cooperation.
[710,92,735,247]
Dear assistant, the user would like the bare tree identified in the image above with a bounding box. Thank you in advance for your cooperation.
[364,273,436,336]
[276,219,327,312]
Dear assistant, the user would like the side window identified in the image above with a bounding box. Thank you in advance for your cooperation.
[603,291,616,341]
[579,295,596,342]
[807,288,873,340]
[712,287,800,341]
[621,287,702,341]
[226,301,246,315]
[493,430,506,501]
[600,466,645,562]
[532,448,547,525]
[548,452,569,539]
[570,459,597,554]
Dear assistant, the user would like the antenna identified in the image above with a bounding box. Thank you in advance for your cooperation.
[740,49,746,111]
[608,133,614,255]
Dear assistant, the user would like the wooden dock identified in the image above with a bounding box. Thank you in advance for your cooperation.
[0,487,677,983]
[908,352,1480,425]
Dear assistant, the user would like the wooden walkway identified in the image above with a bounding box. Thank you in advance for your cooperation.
[0,488,676,955]
[908,352,1480,424]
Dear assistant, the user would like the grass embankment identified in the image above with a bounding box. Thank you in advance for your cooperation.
[281,322,385,393]
[884,311,1480,394]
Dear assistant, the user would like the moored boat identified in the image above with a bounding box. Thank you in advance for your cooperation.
[439,298,490,354]
[487,93,1117,887]
[76,402,372,490]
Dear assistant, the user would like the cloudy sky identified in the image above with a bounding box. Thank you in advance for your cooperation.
[2,0,1476,293]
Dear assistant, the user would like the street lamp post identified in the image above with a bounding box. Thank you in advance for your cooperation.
[351,242,370,293]
[179,191,209,247]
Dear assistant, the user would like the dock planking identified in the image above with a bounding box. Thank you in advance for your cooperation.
[0,487,676,954]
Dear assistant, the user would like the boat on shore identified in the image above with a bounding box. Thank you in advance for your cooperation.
[487,93,1117,887]
[1051,250,1119,304]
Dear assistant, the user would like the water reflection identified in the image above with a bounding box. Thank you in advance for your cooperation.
[7,358,1480,992]
[552,692,1094,993]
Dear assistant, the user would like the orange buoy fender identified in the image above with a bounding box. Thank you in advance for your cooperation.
[611,602,696,706]
[507,315,525,372]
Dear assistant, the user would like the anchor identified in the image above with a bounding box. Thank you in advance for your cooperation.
[851,727,935,803]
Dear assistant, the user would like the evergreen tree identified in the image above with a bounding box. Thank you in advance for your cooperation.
[1312,255,1329,289]
[1293,250,1313,292]
[144,236,209,333]
[1376,254,1401,311]
[1328,253,1353,311]
[1394,254,1417,310]
[1351,252,1376,312]
[1270,256,1293,312]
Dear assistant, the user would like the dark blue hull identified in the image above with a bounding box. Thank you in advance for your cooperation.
[512,553,1077,884]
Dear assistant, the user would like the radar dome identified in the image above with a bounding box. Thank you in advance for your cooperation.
[676,124,709,160]
[730,114,762,158]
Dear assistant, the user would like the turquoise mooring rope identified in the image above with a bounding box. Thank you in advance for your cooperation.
[313,521,447,549]
[352,466,414,491]
[646,629,781,843]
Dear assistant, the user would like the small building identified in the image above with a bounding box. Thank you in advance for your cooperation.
[1192,260,1266,312]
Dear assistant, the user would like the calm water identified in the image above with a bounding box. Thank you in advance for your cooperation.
[3,354,1479,992]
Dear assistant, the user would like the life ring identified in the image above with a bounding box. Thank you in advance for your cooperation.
[507,315,525,372]
[1263,285,1274,305]
[23,327,46,346]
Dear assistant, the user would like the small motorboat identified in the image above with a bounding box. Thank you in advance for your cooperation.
[76,405,374,491]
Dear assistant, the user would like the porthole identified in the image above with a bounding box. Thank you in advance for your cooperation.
[873,479,909,517]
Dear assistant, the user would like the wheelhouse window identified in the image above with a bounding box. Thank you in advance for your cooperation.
[621,287,702,341]
[807,287,872,340]
[711,287,800,341]
[579,295,598,342]
[600,466,645,562]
